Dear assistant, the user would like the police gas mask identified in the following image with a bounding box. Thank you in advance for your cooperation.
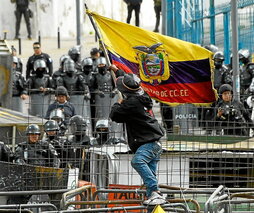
[46,131,58,140]
[69,115,87,136]
[35,68,46,78]
[66,70,75,77]
[214,60,223,68]
[64,59,76,77]
[98,65,107,75]
[70,54,80,63]
[96,128,109,145]
[83,65,93,75]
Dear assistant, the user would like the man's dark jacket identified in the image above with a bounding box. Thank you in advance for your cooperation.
[109,73,164,153]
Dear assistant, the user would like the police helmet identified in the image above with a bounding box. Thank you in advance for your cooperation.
[68,46,81,55]
[95,119,109,132]
[68,115,87,135]
[213,51,224,61]
[63,59,76,73]
[238,49,250,64]
[33,59,46,71]
[49,109,65,123]
[26,124,41,135]
[81,57,93,67]
[68,46,81,62]
[204,44,219,53]
[219,84,233,95]
[96,57,107,66]
[59,54,70,67]
[55,86,69,97]
[44,120,59,132]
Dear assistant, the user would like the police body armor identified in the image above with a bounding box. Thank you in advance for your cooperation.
[27,75,52,92]
[13,71,26,96]
[15,141,59,167]
[27,75,53,117]
[57,74,86,95]
[240,65,252,90]
[95,72,116,121]
[96,72,113,93]
[214,66,232,90]
[43,137,68,168]
[240,63,254,103]
[12,70,28,113]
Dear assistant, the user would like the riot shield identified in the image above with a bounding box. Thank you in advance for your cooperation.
[69,95,92,136]
[94,92,116,121]
[29,93,51,118]
[11,96,27,114]
[172,104,199,135]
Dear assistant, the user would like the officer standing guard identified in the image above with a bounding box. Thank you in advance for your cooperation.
[11,0,34,39]
[26,59,54,117]
[213,51,232,91]
[94,57,117,123]
[26,42,53,79]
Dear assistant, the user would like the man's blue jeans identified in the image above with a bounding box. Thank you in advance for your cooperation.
[131,142,162,197]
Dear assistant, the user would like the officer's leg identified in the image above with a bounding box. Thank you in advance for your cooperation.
[24,8,32,38]
[15,9,22,38]
[134,4,141,27]
[154,6,161,32]
[127,5,133,24]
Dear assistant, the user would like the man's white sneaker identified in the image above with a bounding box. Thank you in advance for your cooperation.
[143,191,167,206]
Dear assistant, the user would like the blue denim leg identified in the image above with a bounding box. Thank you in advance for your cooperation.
[131,142,162,197]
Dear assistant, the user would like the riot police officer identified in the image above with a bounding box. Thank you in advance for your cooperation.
[26,42,53,79]
[68,115,95,146]
[94,57,117,123]
[26,59,54,117]
[0,141,14,162]
[26,59,54,93]
[45,86,76,125]
[239,49,254,98]
[12,56,29,112]
[81,57,95,85]
[68,46,82,72]
[49,108,67,136]
[15,124,60,167]
[213,51,232,91]
[11,46,23,73]
[43,120,68,168]
[81,57,97,131]
[52,54,70,84]
[95,119,110,145]
[206,84,253,136]
[67,115,96,177]
[56,59,89,97]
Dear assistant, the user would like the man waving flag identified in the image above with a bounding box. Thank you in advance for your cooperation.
[86,10,217,106]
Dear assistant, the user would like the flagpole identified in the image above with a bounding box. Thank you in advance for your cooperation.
[84,4,116,83]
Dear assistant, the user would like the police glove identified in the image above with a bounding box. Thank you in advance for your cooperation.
[110,89,118,98]
[84,93,91,100]
[98,91,105,98]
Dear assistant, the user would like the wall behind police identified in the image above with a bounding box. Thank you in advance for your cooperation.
[0,0,156,39]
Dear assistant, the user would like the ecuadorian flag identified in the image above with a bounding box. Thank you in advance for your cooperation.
[87,11,217,106]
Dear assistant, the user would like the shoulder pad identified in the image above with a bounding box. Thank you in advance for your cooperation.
[247,63,254,70]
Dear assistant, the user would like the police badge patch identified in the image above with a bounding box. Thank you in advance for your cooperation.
[133,43,170,85]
